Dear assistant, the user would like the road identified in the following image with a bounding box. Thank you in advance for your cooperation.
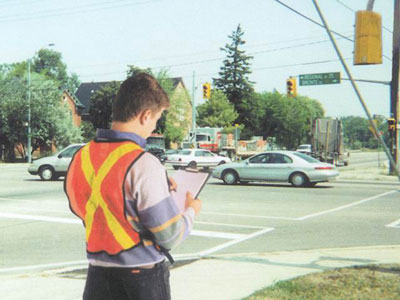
[0,161,399,277]
[346,150,387,167]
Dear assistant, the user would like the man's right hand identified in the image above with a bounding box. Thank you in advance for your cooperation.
[185,192,202,215]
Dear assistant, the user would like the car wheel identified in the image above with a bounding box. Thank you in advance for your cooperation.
[222,170,238,185]
[289,172,309,187]
[218,160,226,165]
[39,166,55,181]
[188,161,197,169]
[173,166,180,170]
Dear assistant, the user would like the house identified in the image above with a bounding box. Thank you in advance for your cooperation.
[74,78,193,141]
[62,90,84,127]
[74,81,110,121]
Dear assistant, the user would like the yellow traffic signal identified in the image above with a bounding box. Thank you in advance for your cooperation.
[388,118,396,132]
[354,10,382,65]
[203,83,211,99]
[286,77,297,97]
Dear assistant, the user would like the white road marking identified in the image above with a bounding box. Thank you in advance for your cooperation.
[8,206,69,213]
[202,211,297,221]
[196,227,275,258]
[195,221,266,229]
[297,190,398,221]
[0,212,248,240]
[191,230,246,239]
[0,212,81,224]
[386,218,400,228]
[0,260,87,273]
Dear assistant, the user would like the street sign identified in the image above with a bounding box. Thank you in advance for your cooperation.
[299,72,341,86]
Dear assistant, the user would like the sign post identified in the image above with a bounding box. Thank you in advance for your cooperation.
[299,72,341,86]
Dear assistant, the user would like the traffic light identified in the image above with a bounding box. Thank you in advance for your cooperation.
[388,118,396,132]
[354,10,382,65]
[203,83,211,99]
[286,77,297,97]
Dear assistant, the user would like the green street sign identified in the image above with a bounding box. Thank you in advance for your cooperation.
[299,72,341,86]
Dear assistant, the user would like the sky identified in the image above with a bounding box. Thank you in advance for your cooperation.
[1,0,395,118]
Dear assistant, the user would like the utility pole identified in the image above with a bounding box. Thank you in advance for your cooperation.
[312,0,400,180]
[27,58,32,164]
[191,71,196,145]
[390,0,400,174]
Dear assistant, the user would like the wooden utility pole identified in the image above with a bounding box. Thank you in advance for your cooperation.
[390,0,400,174]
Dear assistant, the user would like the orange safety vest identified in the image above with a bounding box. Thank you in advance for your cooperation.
[65,140,144,255]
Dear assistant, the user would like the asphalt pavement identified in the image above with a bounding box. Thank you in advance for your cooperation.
[0,165,399,300]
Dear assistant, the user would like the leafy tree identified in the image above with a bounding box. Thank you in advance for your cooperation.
[80,121,96,142]
[213,24,254,121]
[239,91,324,149]
[341,116,383,149]
[0,70,82,161]
[89,81,120,130]
[197,90,238,128]
[126,65,153,78]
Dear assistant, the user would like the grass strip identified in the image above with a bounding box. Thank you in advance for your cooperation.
[243,264,400,300]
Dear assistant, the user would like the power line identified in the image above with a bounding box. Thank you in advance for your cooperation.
[335,0,393,34]
[71,37,348,72]
[273,0,352,42]
[273,0,393,63]
[0,0,159,23]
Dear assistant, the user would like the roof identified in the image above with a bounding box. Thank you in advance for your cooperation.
[75,77,185,115]
[74,81,110,115]
[62,89,84,108]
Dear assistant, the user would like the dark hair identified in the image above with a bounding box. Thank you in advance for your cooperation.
[112,73,170,122]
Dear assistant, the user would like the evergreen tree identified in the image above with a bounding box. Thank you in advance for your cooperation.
[213,24,254,120]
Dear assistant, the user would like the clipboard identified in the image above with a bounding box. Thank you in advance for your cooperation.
[170,169,210,212]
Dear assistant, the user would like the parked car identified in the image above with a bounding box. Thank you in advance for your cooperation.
[28,144,84,181]
[165,149,231,170]
[296,144,313,155]
[212,150,339,187]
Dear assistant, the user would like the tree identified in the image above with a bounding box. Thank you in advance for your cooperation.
[213,24,254,121]
[197,90,238,128]
[238,91,324,149]
[32,49,80,91]
[341,116,381,149]
[0,69,82,161]
[89,81,120,130]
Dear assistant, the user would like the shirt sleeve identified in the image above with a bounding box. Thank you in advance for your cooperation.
[127,153,195,250]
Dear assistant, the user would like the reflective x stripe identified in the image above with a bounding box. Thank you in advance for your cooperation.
[81,142,141,249]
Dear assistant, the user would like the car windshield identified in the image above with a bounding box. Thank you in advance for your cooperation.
[293,152,320,163]
[196,135,209,142]
[180,150,192,155]
[146,137,165,149]
[59,145,82,158]
[297,145,310,150]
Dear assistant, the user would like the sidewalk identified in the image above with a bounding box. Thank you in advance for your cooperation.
[337,164,399,184]
[1,245,399,300]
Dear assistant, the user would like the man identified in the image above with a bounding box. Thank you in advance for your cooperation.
[65,73,201,300]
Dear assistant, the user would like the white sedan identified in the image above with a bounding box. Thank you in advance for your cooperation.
[212,151,339,187]
[165,149,231,170]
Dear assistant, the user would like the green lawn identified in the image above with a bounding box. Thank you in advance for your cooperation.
[243,264,400,300]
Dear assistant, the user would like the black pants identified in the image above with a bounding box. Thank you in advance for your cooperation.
[83,262,171,300]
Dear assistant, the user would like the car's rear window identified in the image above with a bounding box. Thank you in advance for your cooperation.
[293,152,320,163]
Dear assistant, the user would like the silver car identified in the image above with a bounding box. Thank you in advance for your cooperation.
[212,151,339,187]
[28,144,84,181]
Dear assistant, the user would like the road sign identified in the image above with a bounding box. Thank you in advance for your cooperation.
[299,72,341,86]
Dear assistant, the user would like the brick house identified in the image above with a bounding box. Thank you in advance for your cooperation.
[74,78,193,141]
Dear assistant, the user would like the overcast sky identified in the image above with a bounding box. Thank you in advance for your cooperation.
[1,0,395,118]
